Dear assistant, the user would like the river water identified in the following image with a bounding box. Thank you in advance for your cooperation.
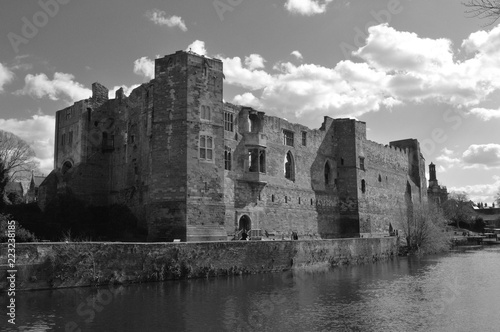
[2,247,500,332]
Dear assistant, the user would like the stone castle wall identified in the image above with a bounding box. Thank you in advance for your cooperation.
[0,238,398,291]
[40,50,428,242]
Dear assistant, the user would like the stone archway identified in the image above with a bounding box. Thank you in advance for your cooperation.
[238,215,251,231]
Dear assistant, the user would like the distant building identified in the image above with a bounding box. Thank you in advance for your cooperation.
[39,50,430,242]
[475,207,500,228]
[427,162,448,205]
[26,173,46,203]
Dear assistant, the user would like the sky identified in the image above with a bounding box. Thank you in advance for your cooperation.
[0,0,499,204]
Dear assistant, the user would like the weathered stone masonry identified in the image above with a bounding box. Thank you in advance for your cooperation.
[39,50,429,241]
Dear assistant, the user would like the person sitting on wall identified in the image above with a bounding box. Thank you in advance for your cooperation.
[241,230,248,241]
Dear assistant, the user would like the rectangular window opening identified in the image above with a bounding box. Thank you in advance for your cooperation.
[199,135,214,161]
[224,112,234,132]
[224,147,232,170]
[283,130,294,146]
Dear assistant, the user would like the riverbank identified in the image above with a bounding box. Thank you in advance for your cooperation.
[0,237,397,291]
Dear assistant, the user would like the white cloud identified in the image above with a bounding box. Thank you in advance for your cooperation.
[469,107,500,121]
[15,72,91,102]
[146,9,187,31]
[442,148,454,156]
[353,24,493,106]
[232,92,263,109]
[291,50,303,60]
[284,0,333,15]
[435,148,461,169]
[255,60,398,124]
[133,57,155,80]
[450,175,500,205]
[220,56,274,90]
[462,144,500,168]
[193,24,500,128]
[0,115,55,176]
[186,40,207,56]
[10,55,33,72]
[244,54,266,70]
[108,84,141,99]
[0,63,14,92]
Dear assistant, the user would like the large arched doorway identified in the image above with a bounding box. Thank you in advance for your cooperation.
[238,215,251,231]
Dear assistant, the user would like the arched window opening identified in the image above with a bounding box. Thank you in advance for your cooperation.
[406,182,412,202]
[361,179,366,193]
[238,215,251,232]
[61,161,72,175]
[325,162,331,185]
[284,151,295,181]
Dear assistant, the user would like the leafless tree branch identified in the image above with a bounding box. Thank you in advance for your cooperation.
[464,0,500,26]
[0,130,39,181]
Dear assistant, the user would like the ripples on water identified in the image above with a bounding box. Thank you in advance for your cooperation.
[2,248,500,332]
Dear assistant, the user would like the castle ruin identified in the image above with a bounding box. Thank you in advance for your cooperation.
[39,50,432,241]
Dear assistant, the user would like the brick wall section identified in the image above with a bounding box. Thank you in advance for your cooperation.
[0,238,398,291]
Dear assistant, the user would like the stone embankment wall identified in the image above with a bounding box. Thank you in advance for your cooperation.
[0,237,397,291]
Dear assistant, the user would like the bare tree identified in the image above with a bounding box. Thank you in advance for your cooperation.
[496,187,500,207]
[0,130,39,181]
[0,161,8,208]
[464,0,500,25]
[398,202,450,254]
[442,191,476,228]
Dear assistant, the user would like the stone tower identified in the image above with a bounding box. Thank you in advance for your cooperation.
[427,162,448,205]
[148,51,226,241]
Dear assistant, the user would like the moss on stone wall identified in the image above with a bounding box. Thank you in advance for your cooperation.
[0,238,397,291]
